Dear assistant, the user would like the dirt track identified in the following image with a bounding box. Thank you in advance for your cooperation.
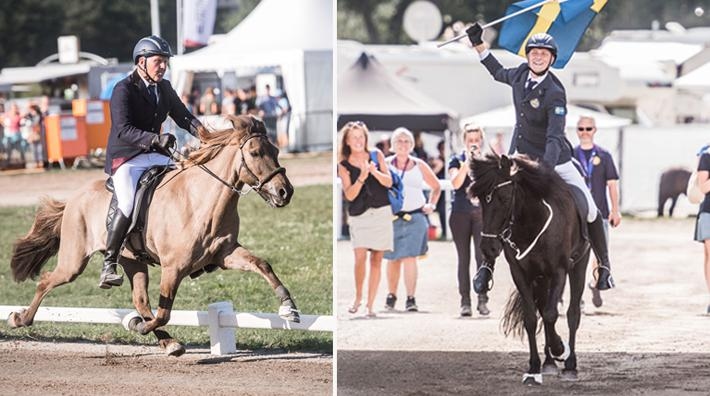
[337,217,710,394]
[0,341,331,396]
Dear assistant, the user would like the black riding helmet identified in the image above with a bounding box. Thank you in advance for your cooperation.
[525,33,558,58]
[132,35,173,64]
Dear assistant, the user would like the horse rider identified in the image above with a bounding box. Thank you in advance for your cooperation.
[465,24,615,293]
[100,35,203,289]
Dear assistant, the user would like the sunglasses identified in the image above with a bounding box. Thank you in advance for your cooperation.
[346,121,365,127]
[577,127,594,131]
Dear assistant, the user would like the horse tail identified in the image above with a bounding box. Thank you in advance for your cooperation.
[11,197,65,282]
[501,289,526,338]
[501,279,545,338]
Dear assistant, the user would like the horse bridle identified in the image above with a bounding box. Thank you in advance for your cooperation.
[480,179,554,260]
[170,132,285,196]
[236,133,286,193]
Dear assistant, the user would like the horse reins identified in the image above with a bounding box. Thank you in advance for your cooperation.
[169,132,285,196]
[480,180,554,260]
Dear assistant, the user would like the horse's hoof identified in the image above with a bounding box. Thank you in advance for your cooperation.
[134,321,150,335]
[560,369,578,381]
[522,373,543,385]
[7,311,25,328]
[165,342,186,357]
[278,305,301,323]
[542,362,558,375]
[122,312,142,332]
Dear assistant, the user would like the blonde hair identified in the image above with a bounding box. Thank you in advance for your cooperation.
[338,121,370,161]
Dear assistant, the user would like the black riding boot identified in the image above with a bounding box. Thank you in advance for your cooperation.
[473,261,495,294]
[588,213,615,290]
[99,211,131,289]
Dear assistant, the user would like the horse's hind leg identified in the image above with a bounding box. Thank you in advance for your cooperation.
[122,257,184,357]
[222,246,300,323]
[9,241,90,328]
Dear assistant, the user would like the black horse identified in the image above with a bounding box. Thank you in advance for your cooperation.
[657,168,691,217]
[468,153,591,385]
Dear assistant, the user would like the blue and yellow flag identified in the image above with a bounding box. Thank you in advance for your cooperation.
[498,0,607,68]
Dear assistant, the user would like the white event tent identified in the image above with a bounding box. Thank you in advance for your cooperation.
[170,0,333,151]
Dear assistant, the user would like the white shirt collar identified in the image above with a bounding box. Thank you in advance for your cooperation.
[526,71,548,85]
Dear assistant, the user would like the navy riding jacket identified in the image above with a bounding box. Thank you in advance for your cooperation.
[105,70,197,175]
[481,53,572,166]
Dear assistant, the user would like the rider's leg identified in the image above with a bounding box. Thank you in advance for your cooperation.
[100,153,170,288]
[555,161,615,290]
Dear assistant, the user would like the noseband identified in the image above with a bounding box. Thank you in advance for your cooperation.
[237,133,286,193]
[480,179,554,260]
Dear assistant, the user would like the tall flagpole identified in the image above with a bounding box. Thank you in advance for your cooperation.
[437,0,569,48]
[150,0,161,37]
[176,0,184,55]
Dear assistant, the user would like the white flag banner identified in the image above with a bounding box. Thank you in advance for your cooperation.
[183,0,218,48]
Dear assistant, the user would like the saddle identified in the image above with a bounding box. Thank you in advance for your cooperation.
[105,166,172,265]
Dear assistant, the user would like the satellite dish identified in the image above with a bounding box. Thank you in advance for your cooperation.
[403,1,443,43]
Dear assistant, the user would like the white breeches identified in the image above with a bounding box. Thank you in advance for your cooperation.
[112,153,172,217]
[554,161,598,223]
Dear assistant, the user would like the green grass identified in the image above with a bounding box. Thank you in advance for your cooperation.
[0,184,332,353]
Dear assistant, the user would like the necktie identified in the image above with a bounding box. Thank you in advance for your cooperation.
[525,79,536,95]
[148,84,158,106]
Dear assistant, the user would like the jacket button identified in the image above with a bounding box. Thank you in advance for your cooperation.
[518,135,522,139]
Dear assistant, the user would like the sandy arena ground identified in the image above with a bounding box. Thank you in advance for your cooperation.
[0,153,333,396]
[337,217,710,395]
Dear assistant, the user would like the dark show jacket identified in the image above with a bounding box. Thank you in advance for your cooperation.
[480,53,572,166]
[105,70,197,175]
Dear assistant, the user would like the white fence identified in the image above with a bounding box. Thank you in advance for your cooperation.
[0,301,334,355]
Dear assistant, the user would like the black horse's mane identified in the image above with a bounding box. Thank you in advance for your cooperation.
[470,153,570,204]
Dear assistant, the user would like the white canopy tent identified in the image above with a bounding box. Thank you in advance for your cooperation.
[170,0,333,151]
[461,104,632,131]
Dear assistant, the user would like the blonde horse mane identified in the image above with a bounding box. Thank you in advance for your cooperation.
[181,114,262,167]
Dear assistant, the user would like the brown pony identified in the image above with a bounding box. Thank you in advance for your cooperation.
[8,115,298,356]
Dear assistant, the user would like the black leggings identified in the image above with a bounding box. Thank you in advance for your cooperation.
[450,209,486,304]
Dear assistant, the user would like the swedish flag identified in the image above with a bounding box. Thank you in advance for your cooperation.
[498,0,607,69]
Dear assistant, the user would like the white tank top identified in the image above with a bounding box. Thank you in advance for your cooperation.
[388,156,426,212]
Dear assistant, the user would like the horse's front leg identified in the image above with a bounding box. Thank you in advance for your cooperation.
[123,258,185,357]
[509,265,542,385]
[221,245,300,323]
[134,267,182,336]
[562,250,591,381]
[542,267,569,374]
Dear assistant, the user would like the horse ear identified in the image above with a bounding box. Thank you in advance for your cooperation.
[500,154,512,170]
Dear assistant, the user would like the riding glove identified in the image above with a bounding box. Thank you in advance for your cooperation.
[152,133,176,153]
[466,23,484,46]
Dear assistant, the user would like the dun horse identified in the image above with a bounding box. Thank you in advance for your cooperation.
[469,153,591,385]
[8,115,299,356]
